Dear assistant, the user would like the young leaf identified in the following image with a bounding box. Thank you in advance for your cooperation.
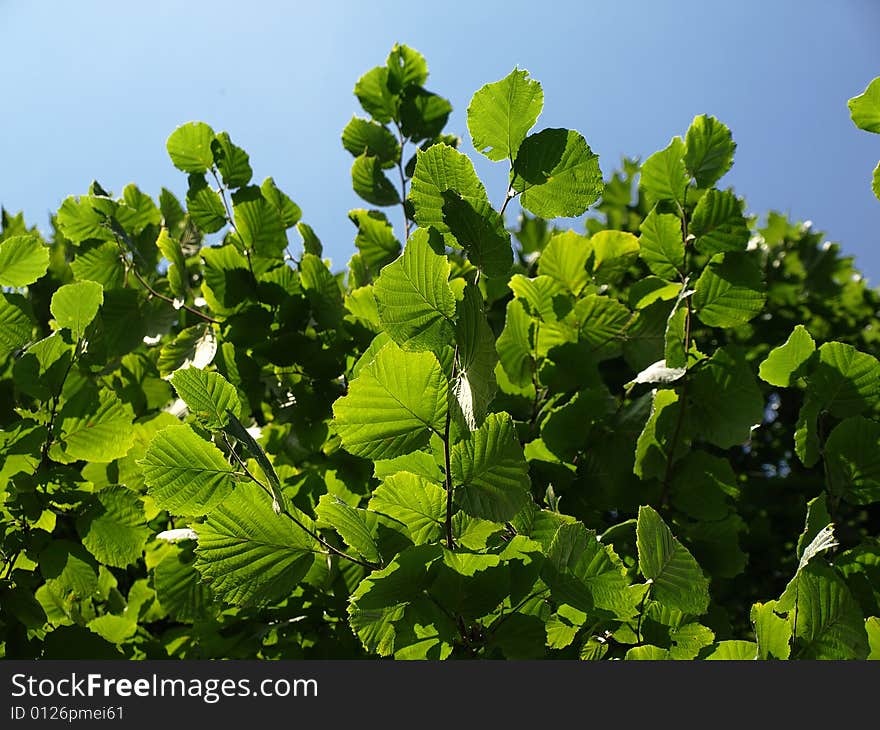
[0,234,49,287]
[638,209,684,279]
[684,115,736,188]
[211,131,252,188]
[195,482,318,606]
[693,252,765,328]
[637,505,710,615]
[690,189,749,256]
[351,153,400,207]
[368,472,446,545]
[167,121,216,174]
[316,494,381,564]
[138,423,237,516]
[512,128,603,218]
[333,339,448,460]
[758,324,815,387]
[848,76,880,134]
[467,68,543,162]
[451,412,530,522]
[639,137,689,207]
[50,280,103,340]
[373,228,456,351]
[354,66,397,123]
[169,367,241,430]
[342,117,400,167]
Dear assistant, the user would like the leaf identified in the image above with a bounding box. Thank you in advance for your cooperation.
[454,284,498,430]
[386,43,428,92]
[0,234,49,287]
[751,600,792,660]
[348,209,401,271]
[684,114,736,188]
[399,88,452,142]
[169,367,241,429]
[352,153,400,207]
[778,562,869,660]
[590,230,639,283]
[796,495,832,561]
[629,359,686,387]
[825,417,880,505]
[544,523,639,619]
[316,494,380,564]
[186,174,227,233]
[56,195,116,244]
[261,177,302,228]
[807,342,880,418]
[690,189,749,256]
[758,325,815,387]
[155,228,187,298]
[689,346,764,449]
[232,185,287,258]
[639,137,689,206]
[574,294,633,361]
[848,76,880,134]
[222,410,285,515]
[441,190,513,278]
[50,280,103,340]
[451,412,530,522]
[373,228,456,351]
[496,298,535,388]
[634,388,685,480]
[138,423,237,516]
[342,117,400,167]
[512,128,603,218]
[157,325,218,377]
[0,292,34,358]
[795,396,822,468]
[333,339,448,460]
[211,131,252,188]
[368,471,446,545]
[153,545,213,623]
[704,641,757,660]
[195,482,318,606]
[166,121,216,173]
[537,230,592,294]
[52,389,136,463]
[355,66,397,123]
[670,451,738,521]
[637,505,710,615]
[638,209,684,279]
[693,252,765,328]
[77,486,150,569]
[467,68,543,161]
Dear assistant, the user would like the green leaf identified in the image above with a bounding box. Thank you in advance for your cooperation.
[873,162,880,201]
[186,174,227,233]
[684,114,736,188]
[51,389,135,463]
[758,325,815,387]
[169,367,241,429]
[155,228,188,298]
[373,228,456,351]
[512,128,603,218]
[157,324,217,377]
[352,153,400,207]
[751,600,792,660]
[825,417,880,505]
[779,562,869,659]
[689,346,764,449]
[693,252,765,328]
[639,137,688,206]
[0,292,35,359]
[368,471,446,545]
[634,388,685,481]
[625,645,670,660]
[72,241,125,291]
[77,486,150,569]
[355,66,397,123]
[690,189,749,256]
[795,396,822,468]
[399,88,452,142]
[670,451,738,521]
[537,230,592,294]
[467,68,543,162]
[0,234,49,287]
[574,294,633,361]
[704,641,758,660]
[167,121,216,173]
[138,423,237,516]
[261,177,302,228]
[232,186,287,258]
[221,410,285,515]
[56,195,116,244]
[441,190,512,278]
[797,495,832,561]
[451,412,530,522]
[454,284,498,430]
[195,482,318,606]
[638,209,684,279]
[867,617,880,660]
[50,280,103,340]
[333,339,448,460]
[118,184,161,233]
[342,117,400,166]
[348,209,401,271]
[590,230,639,283]
[496,298,535,388]
[153,545,213,623]
[848,76,880,133]
[316,494,380,564]
[386,43,428,92]
[211,131,252,188]
[808,342,880,418]
[544,523,639,619]
[637,505,710,615]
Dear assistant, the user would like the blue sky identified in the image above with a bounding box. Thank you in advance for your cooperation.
[2,1,879,281]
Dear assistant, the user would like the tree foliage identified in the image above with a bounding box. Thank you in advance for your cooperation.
[0,47,878,661]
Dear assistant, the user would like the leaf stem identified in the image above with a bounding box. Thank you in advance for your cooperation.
[393,122,411,241]
[211,167,257,279]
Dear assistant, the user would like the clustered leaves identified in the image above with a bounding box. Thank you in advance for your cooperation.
[0,49,878,661]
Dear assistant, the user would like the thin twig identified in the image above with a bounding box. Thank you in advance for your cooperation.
[393,122,411,241]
